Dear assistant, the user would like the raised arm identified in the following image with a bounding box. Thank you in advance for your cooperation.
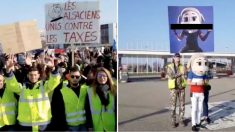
[4,54,22,94]
[44,57,61,93]
[173,30,185,41]
[199,30,212,41]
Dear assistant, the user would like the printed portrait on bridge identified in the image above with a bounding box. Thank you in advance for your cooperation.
[168,6,214,53]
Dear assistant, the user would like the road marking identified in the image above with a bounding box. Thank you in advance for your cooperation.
[166,100,235,130]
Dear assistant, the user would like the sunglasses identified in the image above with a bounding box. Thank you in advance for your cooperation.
[97,74,107,78]
[71,75,80,79]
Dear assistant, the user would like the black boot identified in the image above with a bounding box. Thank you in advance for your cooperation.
[192,125,199,131]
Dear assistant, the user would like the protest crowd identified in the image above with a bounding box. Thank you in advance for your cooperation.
[0,46,117,131]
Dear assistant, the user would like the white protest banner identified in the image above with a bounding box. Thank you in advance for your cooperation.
[0,20,42,54]
[45,1,100,44]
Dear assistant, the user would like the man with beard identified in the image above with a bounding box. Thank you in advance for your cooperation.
[48,66,92,131]
[4,54,61,131]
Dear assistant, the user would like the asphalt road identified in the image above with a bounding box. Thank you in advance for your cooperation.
[118,77,235,131]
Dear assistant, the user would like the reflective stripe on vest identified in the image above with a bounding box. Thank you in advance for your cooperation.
[66,117,86,123]
[19,120,51,126]
[0,111,15,116]
[0,102,15,107]
[0,103,16,116]
[87,88,98,114]
[102,108,114,114]
[19,97,50,102]
[66,111,86,123]
[66,111,86,117]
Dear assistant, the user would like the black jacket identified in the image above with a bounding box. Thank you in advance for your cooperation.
[47,82,92,131]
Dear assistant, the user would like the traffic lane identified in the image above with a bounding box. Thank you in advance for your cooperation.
[119,78,235,131]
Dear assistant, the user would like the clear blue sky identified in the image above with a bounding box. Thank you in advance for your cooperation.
[0,0,117,29]
[119,0,235,52]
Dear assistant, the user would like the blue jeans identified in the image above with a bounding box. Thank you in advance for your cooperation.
[202,91,209,117]
[68,124,87,131]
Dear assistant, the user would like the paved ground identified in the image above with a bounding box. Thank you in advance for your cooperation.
[118,77,235,131]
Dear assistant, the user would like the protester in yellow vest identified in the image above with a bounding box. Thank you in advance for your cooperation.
[49,66,92,131]
[4,54,61,132]
[88,67,116,131]
[166,53,187,128]
[0,73,18,131]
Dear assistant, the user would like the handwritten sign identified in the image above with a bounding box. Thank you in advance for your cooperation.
[0,20,42,54]
[45,1,100,44]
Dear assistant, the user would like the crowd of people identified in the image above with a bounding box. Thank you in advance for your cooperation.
[0,46,117,131]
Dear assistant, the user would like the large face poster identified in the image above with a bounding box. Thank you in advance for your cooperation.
[168,6,214,53]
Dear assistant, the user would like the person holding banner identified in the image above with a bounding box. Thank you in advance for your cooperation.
[166,53,187,127]
[4,54,61,131]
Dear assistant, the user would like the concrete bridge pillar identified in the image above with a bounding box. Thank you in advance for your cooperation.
[163,57,167,67]
[231,58,235,74]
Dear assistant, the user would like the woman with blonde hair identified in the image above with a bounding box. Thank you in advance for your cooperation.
[87,67,116,131]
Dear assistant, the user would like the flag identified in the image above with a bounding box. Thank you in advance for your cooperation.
[112,39,117,51]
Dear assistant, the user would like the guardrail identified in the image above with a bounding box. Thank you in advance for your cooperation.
[119,72,164,82]
[119,71,234,83]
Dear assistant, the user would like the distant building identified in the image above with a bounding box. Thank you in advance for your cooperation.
[101,23,117,45]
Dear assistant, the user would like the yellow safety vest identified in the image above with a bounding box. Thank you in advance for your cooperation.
[87,88,115,131]
[5,72,60,131]
[0,89,17,128]
[167,63,187,89]
[17,81,51,127]
[61,82,87,126]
